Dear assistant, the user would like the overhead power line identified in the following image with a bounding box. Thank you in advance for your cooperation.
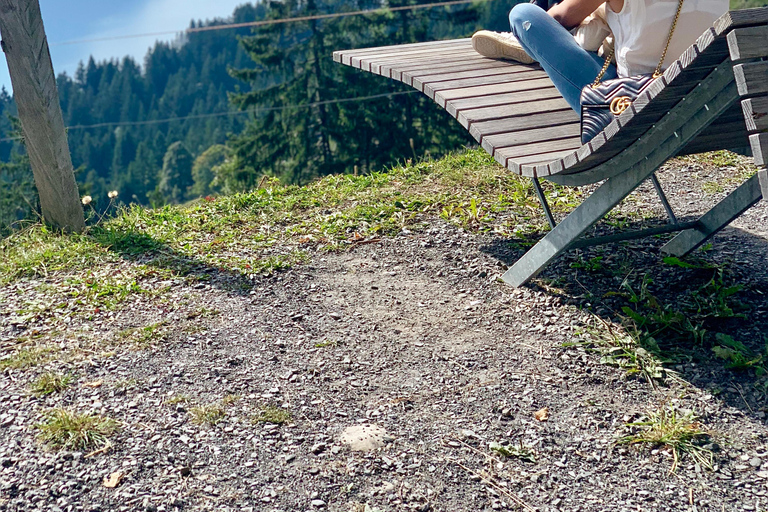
[50,0,480,47]
[0,90,418,142]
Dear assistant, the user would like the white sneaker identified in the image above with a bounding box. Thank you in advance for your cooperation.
[471,30,535,64]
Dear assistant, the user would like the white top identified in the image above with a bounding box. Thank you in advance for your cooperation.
[605,0,729,77]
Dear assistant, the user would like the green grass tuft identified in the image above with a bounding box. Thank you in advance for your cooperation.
[34,408,119,451]
[618,406,713,472]
[254,405,292,425]
[189,403,226,426]
[0,346,57,370]
[30,372,72,396]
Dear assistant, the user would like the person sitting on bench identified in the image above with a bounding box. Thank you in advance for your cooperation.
[472,0,728,113]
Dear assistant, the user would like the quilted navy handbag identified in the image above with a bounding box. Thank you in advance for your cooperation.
[579,0,683,144]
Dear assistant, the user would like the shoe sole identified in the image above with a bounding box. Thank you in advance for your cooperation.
[471,32,535,64]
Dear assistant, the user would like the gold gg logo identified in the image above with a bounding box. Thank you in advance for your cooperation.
[610,96,632,115]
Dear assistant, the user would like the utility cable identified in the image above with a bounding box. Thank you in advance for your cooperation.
[0,90,417,142]
[50,0,482,46]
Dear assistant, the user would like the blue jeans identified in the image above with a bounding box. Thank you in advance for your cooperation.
[509,3,617,113]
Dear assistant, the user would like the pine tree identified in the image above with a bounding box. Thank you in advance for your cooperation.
[156,142,194,204]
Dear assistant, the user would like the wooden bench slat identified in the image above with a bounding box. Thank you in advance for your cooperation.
[714,7,768,35]
[434,78,557,107]
[734,61,768,97]
[413,67,544,92]
[741,96,768,133]
[393,56,528,81]
[406,61,536,82]
[446,88,562,117]
[374,49,480,75]
[498,139,582,163]
[470,109,576,141]
[461,96,572,126]
[402,60,519,83]
[750,132,768,165]
[483,123,581,159]
[422,71,548,98]
[361,48,479,74]
[349,44,473,69]
[334,39,467,63]
[727,25,768,60]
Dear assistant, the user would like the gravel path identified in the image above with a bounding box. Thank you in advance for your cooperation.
[1,160,768,512]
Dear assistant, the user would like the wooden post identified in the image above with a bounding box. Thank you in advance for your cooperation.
[0,0,84,232]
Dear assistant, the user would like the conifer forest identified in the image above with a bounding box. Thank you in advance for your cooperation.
[0,0,518,233]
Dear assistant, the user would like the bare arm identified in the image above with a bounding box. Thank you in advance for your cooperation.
[548,0,612,29]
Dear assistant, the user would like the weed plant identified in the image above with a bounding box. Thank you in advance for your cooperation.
[189,403,226,426]
[34,408,119,451]
[489,441,536,463]
[618,405,713,472]
[30,372,72,396]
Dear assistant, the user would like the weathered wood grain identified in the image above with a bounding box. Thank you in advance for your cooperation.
[734,61,768,97]
[434,78,556,107]
[714,7,768,36]
[751,133,768,166]
[727,25,768,60]
[446,87,560,116]
[759,168,768,200]
[741,96,768,133]
[0,0,84,232]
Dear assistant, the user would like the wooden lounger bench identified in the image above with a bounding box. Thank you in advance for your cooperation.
[333,8,768,287]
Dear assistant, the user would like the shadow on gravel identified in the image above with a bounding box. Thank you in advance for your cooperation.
[481,219,768,421]
[90,226,257,296]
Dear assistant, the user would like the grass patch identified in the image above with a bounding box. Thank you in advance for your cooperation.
[165,394,189,405]
[618,405,713,472]
[573,257,756,385]
[30,372,72,396]
[34,408,119,451]
[254,405,292,425]
[0,148,580,292]
[115,321,168,348]
[314,339,339,348]
[189,403,226,426]
[701,181,724,195]
[0,346,57,370]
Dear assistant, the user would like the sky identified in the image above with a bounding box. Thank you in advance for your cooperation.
[0,0,252,93]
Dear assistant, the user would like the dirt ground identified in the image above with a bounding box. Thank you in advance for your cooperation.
[1,161,768,512]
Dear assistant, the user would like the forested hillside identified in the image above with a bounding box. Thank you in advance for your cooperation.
[0,0,512,233]
[2,0,761,233]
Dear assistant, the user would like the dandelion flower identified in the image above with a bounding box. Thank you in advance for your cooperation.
[108,190,118,199]
[81,195,92,206]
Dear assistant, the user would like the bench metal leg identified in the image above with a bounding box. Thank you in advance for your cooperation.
[502,157,661,287]
[661,173,763,257]
[650,173,678,224]
[531,178,556,229]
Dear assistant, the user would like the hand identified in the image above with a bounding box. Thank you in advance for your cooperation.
[548,0,616,29]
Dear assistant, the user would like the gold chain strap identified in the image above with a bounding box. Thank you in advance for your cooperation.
[591,0,684,88]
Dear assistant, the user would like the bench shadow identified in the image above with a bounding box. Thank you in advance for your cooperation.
[90,226,257,296]
[480,217,768,421]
